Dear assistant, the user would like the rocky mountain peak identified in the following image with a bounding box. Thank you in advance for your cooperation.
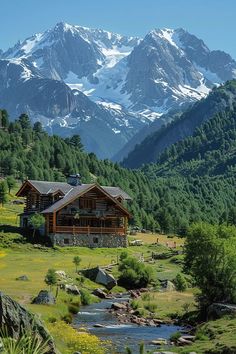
[1,23,236,160]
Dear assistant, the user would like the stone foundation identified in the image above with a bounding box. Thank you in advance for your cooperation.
[49,233,127,248]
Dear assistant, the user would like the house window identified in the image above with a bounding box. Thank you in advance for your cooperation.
[64,238,70,245]
[93,237,98,244]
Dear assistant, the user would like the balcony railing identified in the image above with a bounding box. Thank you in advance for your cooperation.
[54,225,125,235]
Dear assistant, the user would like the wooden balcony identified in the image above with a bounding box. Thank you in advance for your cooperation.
[54,225,126,235]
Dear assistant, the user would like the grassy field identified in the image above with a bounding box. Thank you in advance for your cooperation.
[1,185,235,354]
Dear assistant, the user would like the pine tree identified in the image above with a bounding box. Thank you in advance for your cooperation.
[0,180,8,206]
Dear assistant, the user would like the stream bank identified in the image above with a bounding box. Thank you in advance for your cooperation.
[73,294,182,354]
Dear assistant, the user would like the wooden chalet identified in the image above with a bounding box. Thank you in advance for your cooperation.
[16,174,132,247]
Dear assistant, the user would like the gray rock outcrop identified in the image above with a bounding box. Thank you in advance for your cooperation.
[16,275,29,281]
[207,302,236,320]
[0,291,56,354]
[32,290,56,305]
[65,284,80,295]
[161,280,176,292]
[92,288,108,299]
[82,266,117,290]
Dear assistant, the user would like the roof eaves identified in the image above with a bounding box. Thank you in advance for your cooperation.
[41,184,96,214]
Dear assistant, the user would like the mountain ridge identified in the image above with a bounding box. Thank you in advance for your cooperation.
[1,22,236,159]
[122,80,236,168]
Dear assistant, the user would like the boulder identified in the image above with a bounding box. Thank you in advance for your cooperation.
[55,270,67,278]
[32,290,56,305]
[177,336,193,345]
[65,284,80,295]
[130,290,140,298]
[92,288,107,299]
[111,302,127,310]
[207,303,236,320]
[161,280,176,292]
[16,275,29,281]
[151,338,168,345]
[82,266,117,290]
[180,335,195,342]
[0,291,56,354]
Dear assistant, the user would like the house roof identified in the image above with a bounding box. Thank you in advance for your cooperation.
[41,183,131,216]
[41,184,94,214]
[16,179,132,217]
[25,180,73,195]
[101,186,132,201]
[17,180,132,200]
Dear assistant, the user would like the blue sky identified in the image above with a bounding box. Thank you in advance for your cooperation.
[1,0,236,58]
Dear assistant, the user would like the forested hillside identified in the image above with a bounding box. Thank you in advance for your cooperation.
[141,103,236,230]
[0,110,158,229]
[1,109,236,233]
[123,80,236,168]
[150,106,236,177]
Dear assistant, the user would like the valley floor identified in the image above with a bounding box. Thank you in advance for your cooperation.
[0,189,236,353]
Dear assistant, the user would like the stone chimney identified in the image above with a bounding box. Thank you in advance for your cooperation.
[67,173,81,186]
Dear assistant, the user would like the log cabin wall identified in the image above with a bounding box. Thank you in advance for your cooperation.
[39,195,54,211]
[25,191,40,212]
[56,190,126,228]
[25,191,62,213]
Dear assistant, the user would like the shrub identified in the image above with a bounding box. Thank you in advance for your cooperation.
[76,275,85,284]
[80,289,96,305]
[120,251,129,261]
[68,303,80,314]
[61,313,73,324]
[141,292,154,301]
[118,256,155,289]
[0,232,24,248]
[170,331,181,343]
[44,269,57,291]
[170,255,184,264]
[130,299,139,310]
[47,316,57,323]
[144,301,157,312]
[195,327,209,341]
[30,213,45,238]
[73,255,81,272]
[174,273,188,292]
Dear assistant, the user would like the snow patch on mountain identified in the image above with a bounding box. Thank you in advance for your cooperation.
[156,28,179,49]
[195,64,222,85]
[21,33,44,54]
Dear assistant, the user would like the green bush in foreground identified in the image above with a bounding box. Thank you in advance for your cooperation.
[0,328,49,354]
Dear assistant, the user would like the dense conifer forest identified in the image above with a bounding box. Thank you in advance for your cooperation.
[123,80,236,168]
[1,106,236,233]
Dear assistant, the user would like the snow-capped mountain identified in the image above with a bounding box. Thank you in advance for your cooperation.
[2,22,139,82]
[1,22,236,159]
[0,58,147,158]
[72,27,236,118]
